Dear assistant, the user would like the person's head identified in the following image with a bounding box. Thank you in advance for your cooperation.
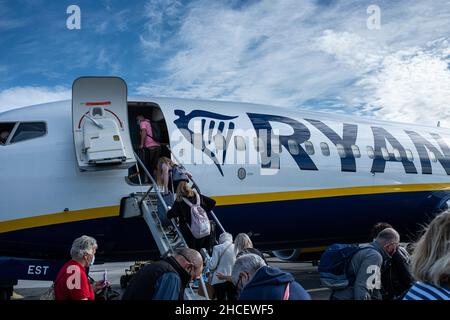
[70,235,98,267]
[176,181,194,201]
[375,227,400,257]
[370,222,393,240]
[411,211,450,287]
[231,253,266,296]
[136,114,150,126]
[174,248,204,282]
[219,232,233,244]
[234,233,253,255]
[0,131,9,143]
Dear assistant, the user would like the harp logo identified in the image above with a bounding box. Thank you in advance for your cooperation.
[174,110,238,176]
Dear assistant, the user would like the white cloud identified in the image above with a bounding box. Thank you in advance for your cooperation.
[137,0,450,127]
[0,86,70,113]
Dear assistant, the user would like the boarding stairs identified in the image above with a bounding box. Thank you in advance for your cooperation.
[128,148,226,300]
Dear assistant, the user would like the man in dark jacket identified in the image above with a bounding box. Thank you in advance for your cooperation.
[231,254,311,300]
[121,248,203,300]
[331,228,400,300]
[370,222,413,300]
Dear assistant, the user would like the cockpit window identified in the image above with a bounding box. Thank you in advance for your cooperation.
[9,122,47,144]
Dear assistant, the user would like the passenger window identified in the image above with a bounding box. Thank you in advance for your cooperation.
[320,142,330,156]
[234,136,246,151]
[10,122,46,144]
[351,145,361,158]
[336,144,346,158]
[214,134,225,150]
[429,150,437,162]
[288,139,299,155]
[0,122,17,145]
[304,141,315,155]
[367,146,374,159]
[381,147,390,160]
[393,149,402,161]
[254,137,265,153]
[406,149,414,162]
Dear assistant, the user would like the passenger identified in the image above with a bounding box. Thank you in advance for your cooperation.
[331,228,400,300]
[122,248,203,300]
[370,222,413,300]
[207,232,236,301]
[216,233,266,287]
[0,131,9,145]
[54,235,104,300]
[156,157,192,195]
[403,210,450,300]
[234,233,267,263]
[231,253,311,300]
[167,181,215,252]
[136,115,161,182]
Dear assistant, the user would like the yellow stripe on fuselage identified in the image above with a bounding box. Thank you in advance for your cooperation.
[1,183,450,234]
[0,206,119,234]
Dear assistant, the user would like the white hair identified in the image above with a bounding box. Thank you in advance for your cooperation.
[219,232,233,244]
[231,253,266,285]
[70,235,97,260]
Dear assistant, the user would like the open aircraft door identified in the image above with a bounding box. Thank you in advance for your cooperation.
[72,76,136,171]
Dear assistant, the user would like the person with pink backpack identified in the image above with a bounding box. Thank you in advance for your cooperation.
[167,181,216,252]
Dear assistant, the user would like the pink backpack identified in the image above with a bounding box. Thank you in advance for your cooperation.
[183,191,211,239]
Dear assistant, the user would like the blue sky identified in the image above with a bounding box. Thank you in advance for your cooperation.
[1,0,450,127]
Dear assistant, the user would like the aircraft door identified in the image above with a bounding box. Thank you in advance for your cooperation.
[72,77,136,171]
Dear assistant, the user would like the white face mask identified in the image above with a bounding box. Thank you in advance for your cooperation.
[90,254,95,266]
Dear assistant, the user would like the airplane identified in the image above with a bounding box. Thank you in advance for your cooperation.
[0,76,449,299]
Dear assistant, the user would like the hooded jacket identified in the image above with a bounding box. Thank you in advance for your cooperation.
[239,266,311,300]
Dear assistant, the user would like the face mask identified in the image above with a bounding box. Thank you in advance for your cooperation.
[136,120,141,126]
[90,254,95,266]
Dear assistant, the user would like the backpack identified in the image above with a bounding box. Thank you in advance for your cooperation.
[172,166,189,183]
[182,191,211,239]
[318,244,372,290]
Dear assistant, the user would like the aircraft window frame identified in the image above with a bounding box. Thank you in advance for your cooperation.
[428,150,437,162]
[7,121,47,145]
[351,145,361,158]
[320,142,330,156]
[381,147,390,160]
[393,148,402,161]
[336,143,346,158]
[288,139,300,155]
[405,149,414,162]
[304,141,315,156]
[367,146,375,159]
[234,135,246,151]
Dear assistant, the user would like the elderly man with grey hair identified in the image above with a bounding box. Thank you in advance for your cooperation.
[207,232,235,300]
[54,235,103,300]
[331,227,401,300]
[232,254,310,300]
[122,248,203,300]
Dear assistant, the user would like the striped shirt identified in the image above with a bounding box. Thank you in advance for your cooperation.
[403,281,450,300]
